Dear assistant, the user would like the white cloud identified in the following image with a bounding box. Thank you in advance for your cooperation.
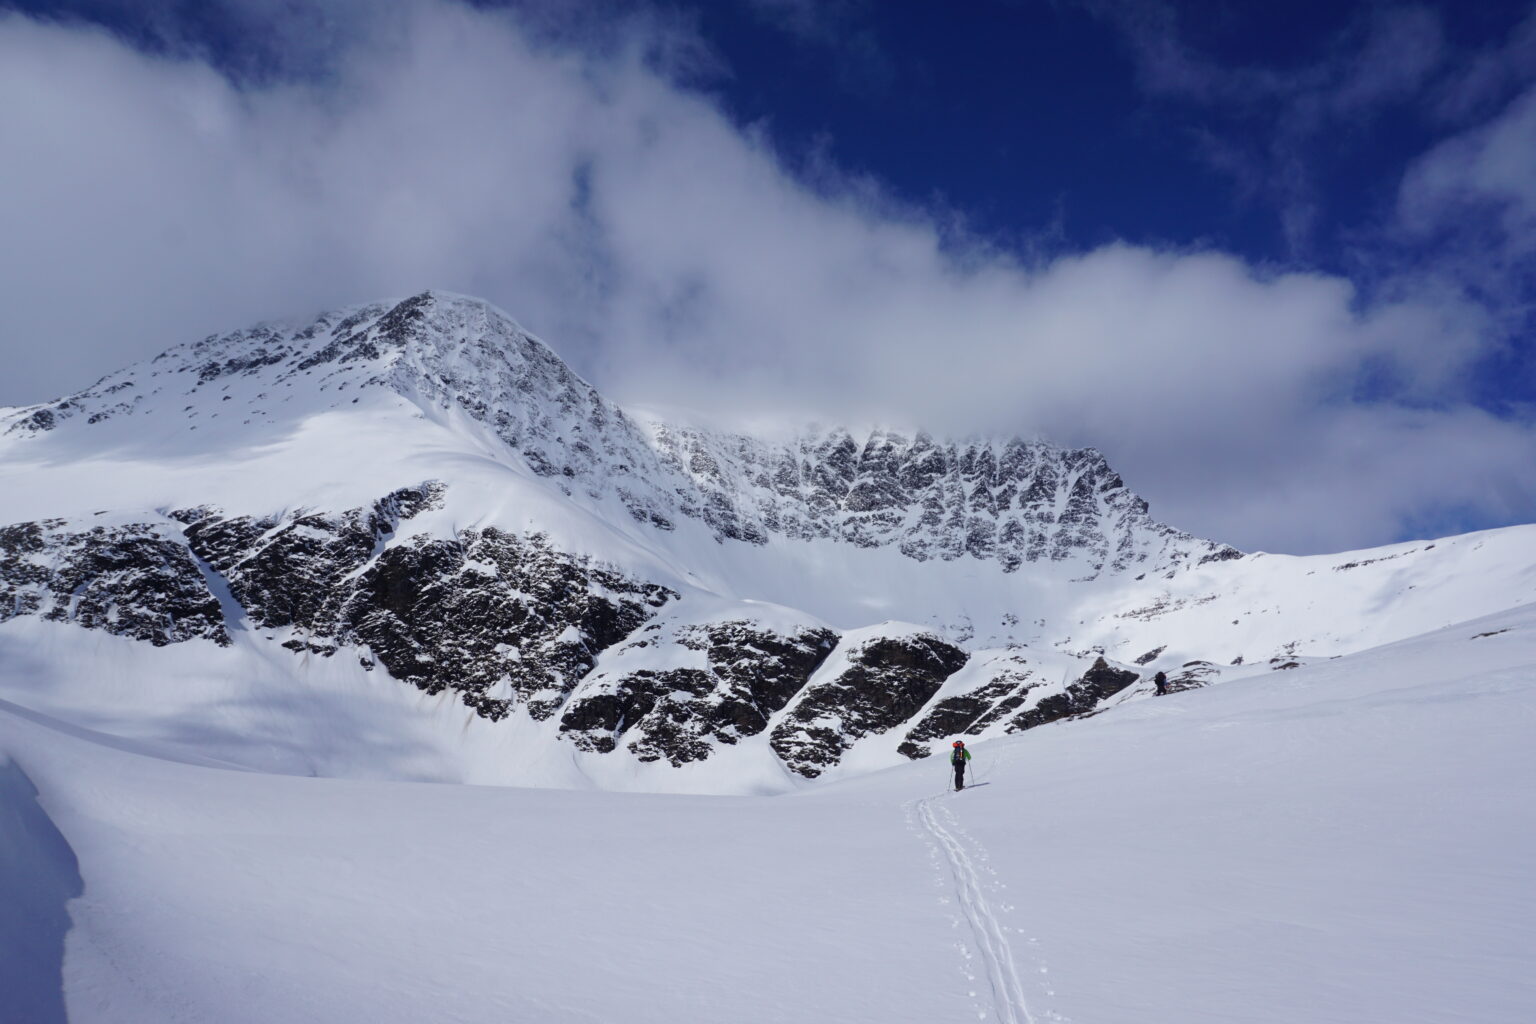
[1401,83,1536,253]
[0,1,1531,554]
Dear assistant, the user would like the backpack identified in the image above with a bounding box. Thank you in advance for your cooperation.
[951,748,967,765]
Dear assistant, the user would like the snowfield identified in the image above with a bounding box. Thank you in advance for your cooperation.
[4,602,1534,1023]
[2,291,1534,1022]
[4,290,1536,789]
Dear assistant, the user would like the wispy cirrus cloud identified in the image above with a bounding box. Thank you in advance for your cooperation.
[1402,83,1536,256]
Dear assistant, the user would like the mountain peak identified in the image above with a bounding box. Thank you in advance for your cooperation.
[1,292,1236,578]
[3,288,594,434]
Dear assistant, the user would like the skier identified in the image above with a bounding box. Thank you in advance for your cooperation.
[1154,670,1169,696]
[950,740,971,791]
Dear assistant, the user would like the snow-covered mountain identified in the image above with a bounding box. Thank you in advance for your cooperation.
[1,289,1229,574]
[4,289,1535,1023]
[3,290,1535,790]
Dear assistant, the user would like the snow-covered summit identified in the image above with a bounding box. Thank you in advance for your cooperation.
[4,291,1535,789]
[1,290,1235,579]
[3,296,1533,1024]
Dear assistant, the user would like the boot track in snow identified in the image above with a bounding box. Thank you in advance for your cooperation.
[916,794,1039,1024]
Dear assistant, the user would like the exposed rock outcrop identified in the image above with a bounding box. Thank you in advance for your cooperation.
[182,483,445,637]
[343,528,675,720]
[771,631,970,777]
[562,620,839,765]
[6,292,1238,574]
[896,652,1042,758]
[898,653,1144,758]
[179,485,677,721]
[0,492,1172,778]
[0,291,1249,781]
[1012,657,1140,730]
[0,520,228,647]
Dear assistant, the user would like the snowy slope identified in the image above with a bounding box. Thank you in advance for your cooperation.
[2,600,1532,1023]
[3,289,1536,788]
[0,290,1226,581]
[3,289,1533,1022]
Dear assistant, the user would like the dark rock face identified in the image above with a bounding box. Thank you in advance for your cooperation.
[0,489,1171,777]
[896,653,1040,759]
[652,425,1224,578]
[686,621,842,741]
[895,675,1021,760]
[1166,660,1220,692]
[184,484,445,637]
[561,668,719,764]
[180,483,676,721]
[562,621,838,766]
[771,632,969,777]
[1198,546,1244,565]
[0,520,229,646]
[1012,657,1139,730]
[0,483,679,724]
[344,528,674,720]
[897,652,1146,758]
[5,291,1237,574]
[11,408,56,433]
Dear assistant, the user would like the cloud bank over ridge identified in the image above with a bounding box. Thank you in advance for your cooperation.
[1,0,1533,554]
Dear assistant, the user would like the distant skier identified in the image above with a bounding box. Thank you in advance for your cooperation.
[950,740,971,791]
[1154,671,1169,696]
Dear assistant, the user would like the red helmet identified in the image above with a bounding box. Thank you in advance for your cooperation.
[952,740,965,748]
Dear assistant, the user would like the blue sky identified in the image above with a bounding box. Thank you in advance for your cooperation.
[2,0,1534,553]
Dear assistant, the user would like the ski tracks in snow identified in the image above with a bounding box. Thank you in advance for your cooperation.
[912,794,1064,1024]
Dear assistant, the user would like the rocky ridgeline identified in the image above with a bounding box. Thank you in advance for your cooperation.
[174,483,676,722]
[561,620,840,765]
[767,631,972,777]
[0,290,1222,775]
[0,483,1161,776]
[0,485,676,725]
[4,291,1238,578]
[897,653,1141,759]
[343,530,675,721]
[646,423,1234,577]
[0,518,229,647]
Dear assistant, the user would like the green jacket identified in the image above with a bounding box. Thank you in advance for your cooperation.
[950,747,971,765]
